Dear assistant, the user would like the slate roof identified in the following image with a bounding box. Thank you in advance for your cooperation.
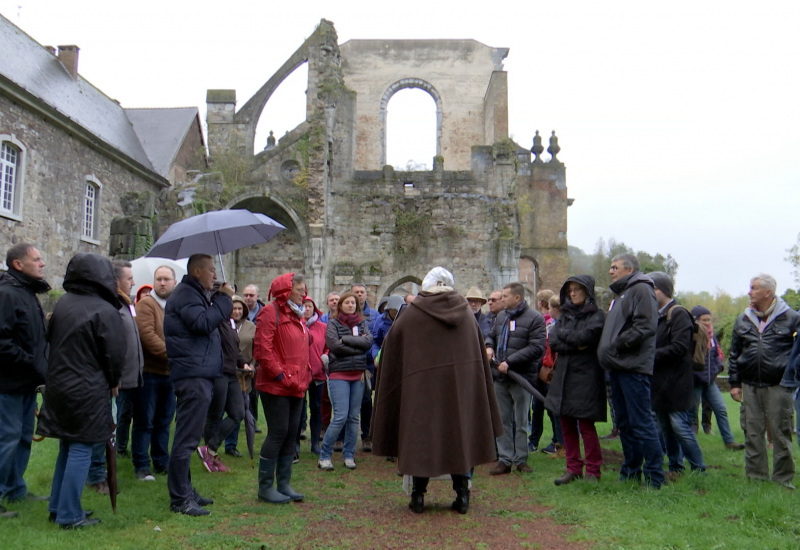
[0,13,165,179]
[126,107,202,179]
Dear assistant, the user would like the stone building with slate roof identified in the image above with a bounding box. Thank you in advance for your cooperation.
[0,14,204,289]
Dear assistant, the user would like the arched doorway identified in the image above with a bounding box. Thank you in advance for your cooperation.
[518,256,538,302]
[228,193,309,294]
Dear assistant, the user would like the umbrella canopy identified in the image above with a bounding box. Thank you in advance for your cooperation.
[147,209,285,260]
[130,257,187,290]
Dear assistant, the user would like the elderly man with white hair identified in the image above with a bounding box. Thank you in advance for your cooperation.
[729,273,800,489]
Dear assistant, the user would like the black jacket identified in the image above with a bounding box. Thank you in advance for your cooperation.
[219,320,246,376]
[36,253,126,443]
[0,269,50,394]
[545,275,607,421]
[651,301,695,413]
[486,301,546,385]
[326,318,372,374]
[728,300,800,388]
[597,271,658,375]
[164,275,232,382]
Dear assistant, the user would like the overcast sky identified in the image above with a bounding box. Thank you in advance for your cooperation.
[3,0,799,296]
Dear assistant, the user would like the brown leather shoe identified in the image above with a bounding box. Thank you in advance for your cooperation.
[554,472,582,486]
[517,463,533,473]
[600,429,619,440]
[490,461,512,475]
[726,442,745,450]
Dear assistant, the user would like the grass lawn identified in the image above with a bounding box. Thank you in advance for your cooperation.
[4,394,800,549]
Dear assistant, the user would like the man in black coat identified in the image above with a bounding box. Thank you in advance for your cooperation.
[37,253,126,529]
[164,254,233,516]
[486,282,546,475]
[0,243,49,519]
[597,254,665,489]
[649,272,705,477]
[729,273,800,489]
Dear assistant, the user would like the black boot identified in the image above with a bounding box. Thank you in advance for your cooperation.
[257,457,291,504]
[409,477,428,514]
[451,474,470,514]
[276,455,304,501]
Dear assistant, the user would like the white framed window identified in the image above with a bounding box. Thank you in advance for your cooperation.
[0,135,26,221]
[81,176,102,245]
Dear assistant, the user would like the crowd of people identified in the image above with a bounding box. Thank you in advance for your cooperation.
[1,243,798,526]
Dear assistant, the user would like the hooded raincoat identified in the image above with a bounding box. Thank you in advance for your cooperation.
[371,289,503,478]
[36,253,126,443]
[253,273,312,398]
[544,275,607,421]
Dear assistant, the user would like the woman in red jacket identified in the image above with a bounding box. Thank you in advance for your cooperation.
[253,273,312,504]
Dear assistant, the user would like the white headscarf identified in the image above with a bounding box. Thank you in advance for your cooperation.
[421,267,455,292]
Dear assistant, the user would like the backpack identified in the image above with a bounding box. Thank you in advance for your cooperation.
[666,305,710,371]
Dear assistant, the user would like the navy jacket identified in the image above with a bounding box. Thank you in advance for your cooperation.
[164,275,232,381]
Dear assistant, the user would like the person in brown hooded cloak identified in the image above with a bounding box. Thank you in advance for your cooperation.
[371,267,502,514]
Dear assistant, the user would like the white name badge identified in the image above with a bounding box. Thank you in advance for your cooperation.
[510,320,516,331]
[352,326,359,336]
[129,304,136,317]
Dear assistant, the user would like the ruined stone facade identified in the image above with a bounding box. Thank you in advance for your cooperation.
[189,20,569,303]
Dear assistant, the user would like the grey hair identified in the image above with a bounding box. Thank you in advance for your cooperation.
[245,284,259,293]
[611,253,639,271]
[112,259,132,280]
[292,273,305,286]
[751,273,777,294]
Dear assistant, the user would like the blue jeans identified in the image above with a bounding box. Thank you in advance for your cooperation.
[320,378,364,461]
[132,372,175,473]
[609,371,665,487]
[48,439,93,525]
[86,442,106,485]
[0,392,36,502]
[494,380,531,466]
[656,410,706,472]
[693,381,735,444]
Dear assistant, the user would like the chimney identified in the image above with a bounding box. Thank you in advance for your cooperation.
[57,45,80,80]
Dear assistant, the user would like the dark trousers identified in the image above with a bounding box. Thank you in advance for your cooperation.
[132,372,175,473]
[168,377,213,507]
[360,384,373,439]
[529,379,563,447]
[308,382,323,448]
[204,373,244,452]
[115,389,136,452]
[609,370,665,487]
[259,392,303,459]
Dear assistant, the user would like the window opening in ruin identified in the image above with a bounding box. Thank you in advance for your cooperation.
[386,88,436,171]
[518,257,538,300]
[254,61,309,154]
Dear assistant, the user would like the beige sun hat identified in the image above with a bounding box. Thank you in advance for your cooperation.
[465,287,487,304]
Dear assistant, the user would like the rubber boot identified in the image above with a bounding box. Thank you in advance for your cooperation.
[276,455,304,501]
[409,477,428,513]
[451,474,470,514]
[258,457,291,504]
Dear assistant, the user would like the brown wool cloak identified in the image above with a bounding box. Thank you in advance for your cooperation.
[371,289,503,478]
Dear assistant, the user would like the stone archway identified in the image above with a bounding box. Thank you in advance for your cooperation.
[382,275,422,299]
[226,192,310,295]
[518,256,538,301]
[379,78,443,167]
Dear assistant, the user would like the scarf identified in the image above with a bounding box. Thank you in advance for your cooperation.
[287,299,305,318]
[498,302,526,362]
[306,312,319,327]
[752,298,777,320]
[337,312,362,329]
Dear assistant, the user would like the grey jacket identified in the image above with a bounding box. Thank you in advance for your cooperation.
[597,271,658,375]
[118,298,144,390]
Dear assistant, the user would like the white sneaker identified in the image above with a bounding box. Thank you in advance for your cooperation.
[136,470,156,482]
[318,459,334,471]
[344,458,357,470]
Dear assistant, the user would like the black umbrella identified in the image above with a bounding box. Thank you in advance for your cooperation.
[146,209,285,281]
[494,367,547,403]
[237,368,256,467]
[106,430,118,513]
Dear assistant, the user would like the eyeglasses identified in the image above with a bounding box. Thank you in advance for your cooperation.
[487,298,499,302]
